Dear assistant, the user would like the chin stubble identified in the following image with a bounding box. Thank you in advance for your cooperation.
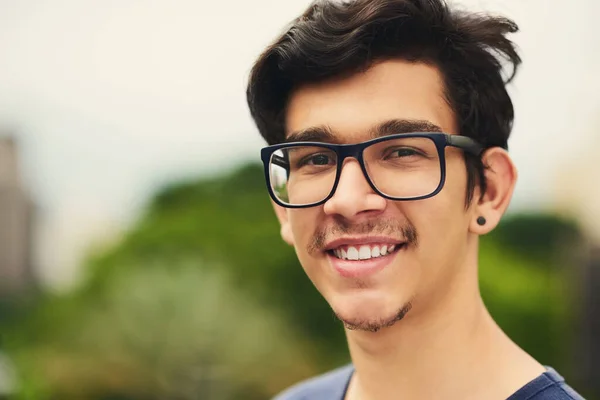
[339,301,413,333]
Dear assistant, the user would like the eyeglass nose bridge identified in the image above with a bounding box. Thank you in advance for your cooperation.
[336,142,365,161]
[328,142,381,198]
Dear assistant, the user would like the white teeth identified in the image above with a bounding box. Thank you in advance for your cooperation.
[347,247,359,260]
[358,246,371,260]
[332,244,400,260]
[371,246,380,257]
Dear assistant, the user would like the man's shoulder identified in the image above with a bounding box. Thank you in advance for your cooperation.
[272,364,354,400]
[508,367,585,400]
[271,365,585,400]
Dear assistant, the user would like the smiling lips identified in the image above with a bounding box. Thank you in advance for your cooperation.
[325,238,406,278]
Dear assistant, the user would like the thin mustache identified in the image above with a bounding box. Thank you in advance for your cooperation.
[308,219,418,255]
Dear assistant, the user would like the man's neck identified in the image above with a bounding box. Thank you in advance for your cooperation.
[344,277,544,400]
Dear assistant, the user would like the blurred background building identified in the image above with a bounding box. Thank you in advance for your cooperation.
[0,135,34,295]
[552,121,600,243]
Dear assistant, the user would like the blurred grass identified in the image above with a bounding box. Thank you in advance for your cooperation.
[0,162,588,399]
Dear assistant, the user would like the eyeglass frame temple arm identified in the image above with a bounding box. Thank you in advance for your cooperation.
[271,154,290,171]
[446,135,484,155]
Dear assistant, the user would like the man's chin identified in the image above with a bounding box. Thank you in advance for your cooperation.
[335,302,413,333]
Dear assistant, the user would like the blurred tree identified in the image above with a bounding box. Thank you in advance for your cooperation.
[490,214,582,266]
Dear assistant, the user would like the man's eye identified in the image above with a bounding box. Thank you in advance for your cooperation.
[386,148,420,158]
[303,154,334,166]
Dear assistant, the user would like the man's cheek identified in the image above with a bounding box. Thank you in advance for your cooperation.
[290,213,315,245]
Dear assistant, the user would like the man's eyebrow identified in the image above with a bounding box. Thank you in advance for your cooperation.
[284,126,338,143]
[283,119,443,143]
[369,119,444,138]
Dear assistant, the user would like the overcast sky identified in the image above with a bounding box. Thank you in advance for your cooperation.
[0,0,598,290]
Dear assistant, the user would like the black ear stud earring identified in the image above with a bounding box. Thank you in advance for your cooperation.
[476,216,487,226]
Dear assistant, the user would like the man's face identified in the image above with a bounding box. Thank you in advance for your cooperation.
[279,60,477,332]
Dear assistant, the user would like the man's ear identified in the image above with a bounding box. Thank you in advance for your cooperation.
[272,200,295,246]
[470,147,518,235]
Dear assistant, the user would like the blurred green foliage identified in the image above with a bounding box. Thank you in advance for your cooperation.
[0,162,586,399]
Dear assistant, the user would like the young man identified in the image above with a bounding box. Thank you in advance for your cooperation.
[246,0,583,399]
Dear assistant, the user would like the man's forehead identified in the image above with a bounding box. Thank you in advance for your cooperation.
[284,60,456,142]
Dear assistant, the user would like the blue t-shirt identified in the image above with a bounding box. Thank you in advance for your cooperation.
[273,365,584,400]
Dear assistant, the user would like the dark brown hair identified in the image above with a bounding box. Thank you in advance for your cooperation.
[246,0,521,203]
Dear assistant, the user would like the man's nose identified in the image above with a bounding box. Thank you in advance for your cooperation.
[323,159,387,219]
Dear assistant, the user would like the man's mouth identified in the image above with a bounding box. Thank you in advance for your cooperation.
[327,243,405,261]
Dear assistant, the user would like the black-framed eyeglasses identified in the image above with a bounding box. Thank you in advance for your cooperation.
[260,132,483,209]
